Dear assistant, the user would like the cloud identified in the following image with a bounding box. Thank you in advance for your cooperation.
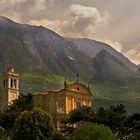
[0,0,49,22]
[0,1,109,37]
[125,46,140,64]
[60,4,109,37]
[69,4,102,20]
[104,40,123,52]
[28,4,109,37]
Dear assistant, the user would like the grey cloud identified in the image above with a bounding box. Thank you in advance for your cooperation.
[60,4,109,37]
[0,0,52,22]
[125,47,140,64]
[62,17,94,36]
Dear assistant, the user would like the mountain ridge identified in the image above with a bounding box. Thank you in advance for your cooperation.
[67,38,138,72]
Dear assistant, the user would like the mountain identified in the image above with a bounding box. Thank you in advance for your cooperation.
[0,16,138,79]
[0,16,140,113]
[0,16,94,79]
[137,65,140,73]
[93,50,133,83]
[67,38,138,72]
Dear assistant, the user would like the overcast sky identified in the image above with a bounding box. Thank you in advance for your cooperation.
[0,0,140,64]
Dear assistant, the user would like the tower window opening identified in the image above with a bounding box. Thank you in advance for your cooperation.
[14,79,17,89]
[11,79,13,88]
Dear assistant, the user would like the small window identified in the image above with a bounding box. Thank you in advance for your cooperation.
[77,87,79,90]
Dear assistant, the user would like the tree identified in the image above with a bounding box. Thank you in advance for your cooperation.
[0,93,33,136]
[0,126,6,140]
[69,123,116,140]
[7,93,33,112]
[49,131,66,140]
[126,113,140,131]
[64,106,95,124]
[60,106,95,133]
[126,114,140,140]
[62,104,128,138]
[11,108,54,140]
[0,112,19,134]
[96,104,127,137]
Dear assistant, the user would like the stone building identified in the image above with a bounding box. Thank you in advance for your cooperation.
[33,75,93,120]
[0,65,19,111]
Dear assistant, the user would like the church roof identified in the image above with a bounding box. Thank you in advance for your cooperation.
[3,65,19,77]
[66,82,92,96]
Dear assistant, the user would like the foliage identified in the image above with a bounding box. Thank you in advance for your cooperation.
[11,108,54,140]
[67,106,95,124]
[69,123,116,140]
[0,112,19,134]
[97,104,127,134]
[128,130,140,140]
[0,126,6,140]
[126,113,140,130]
[62,105,130,139]
[126,114,140,140]
[0,93,33,136]
[7,93,33,112]
[49,131,66,140]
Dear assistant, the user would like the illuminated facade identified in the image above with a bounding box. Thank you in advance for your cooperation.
[1,65,19,111]
[33,75,93,118]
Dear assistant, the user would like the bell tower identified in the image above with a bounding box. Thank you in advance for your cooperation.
[1,65,19,111]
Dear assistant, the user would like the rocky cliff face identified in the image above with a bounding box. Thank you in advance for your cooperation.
[0,16,95,79]
[67,38,137,71]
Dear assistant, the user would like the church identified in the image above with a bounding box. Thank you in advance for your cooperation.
[0,66,93,117]
[33,75,93,119]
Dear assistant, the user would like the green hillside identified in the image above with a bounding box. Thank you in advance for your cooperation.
[20,72,65,93]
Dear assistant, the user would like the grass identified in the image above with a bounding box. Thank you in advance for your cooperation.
[20,72,65,93]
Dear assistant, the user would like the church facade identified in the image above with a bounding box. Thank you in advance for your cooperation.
[33,75,93,119]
